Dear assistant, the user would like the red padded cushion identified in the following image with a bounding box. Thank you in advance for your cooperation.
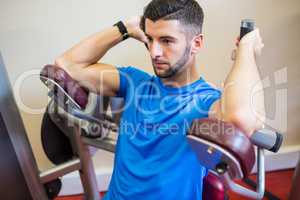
[203,172,225,200]
[189,118,255,177]
[40,64,89,109]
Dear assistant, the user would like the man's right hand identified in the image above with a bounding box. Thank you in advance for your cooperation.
[239,28,264,58]
[125,16,148,44]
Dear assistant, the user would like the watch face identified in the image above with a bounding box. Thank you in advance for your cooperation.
[123,33,129,40]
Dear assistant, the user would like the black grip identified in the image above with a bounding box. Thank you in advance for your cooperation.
[240,19,255,39]
[250,129,283,153]
[270,132,284,153]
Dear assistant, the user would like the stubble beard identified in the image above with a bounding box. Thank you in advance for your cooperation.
[153,44,191,79]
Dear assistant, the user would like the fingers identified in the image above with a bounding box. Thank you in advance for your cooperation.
[239,28,263,46]
[231,49,237,61]
[232,28,264,59]
[254,42,264,57]
[235,37,240,47]
[141,34,149,44]
[253,28,264,53]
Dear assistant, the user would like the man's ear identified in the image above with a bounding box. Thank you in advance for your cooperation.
[191,34,204,55]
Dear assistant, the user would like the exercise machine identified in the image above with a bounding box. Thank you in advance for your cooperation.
[0,50,284,199]
[39,63,283,200]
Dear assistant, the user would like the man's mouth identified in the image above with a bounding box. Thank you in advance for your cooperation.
[153,61,168,69]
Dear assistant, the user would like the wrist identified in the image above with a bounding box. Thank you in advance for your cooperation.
[114,21,129,40]
[238,42,254,51]
[124,21,135,37]
[237,43,255,55]
[236,43,256,61]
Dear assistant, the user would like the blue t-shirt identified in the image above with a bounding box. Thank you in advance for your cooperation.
[103,67,221,200]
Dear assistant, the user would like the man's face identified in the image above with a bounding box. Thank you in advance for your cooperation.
[145,19,192,78]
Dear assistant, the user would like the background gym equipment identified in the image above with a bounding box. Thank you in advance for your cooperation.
[0,53,48,199]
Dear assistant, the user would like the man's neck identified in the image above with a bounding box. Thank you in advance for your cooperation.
[160,63,200,88]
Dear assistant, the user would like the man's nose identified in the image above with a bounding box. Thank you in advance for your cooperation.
[149,41,163,58]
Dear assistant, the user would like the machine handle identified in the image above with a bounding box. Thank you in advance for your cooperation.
[250,129,283,153]
[240,19,255,39]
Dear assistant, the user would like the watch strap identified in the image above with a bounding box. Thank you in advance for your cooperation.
[114,21,129,41]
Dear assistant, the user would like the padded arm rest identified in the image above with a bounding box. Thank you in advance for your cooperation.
[188,118,255,177]
[40,64,89,109]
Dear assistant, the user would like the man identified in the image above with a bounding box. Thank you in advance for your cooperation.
[54,0,265,199]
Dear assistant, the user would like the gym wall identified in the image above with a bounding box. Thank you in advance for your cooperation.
[0,0,299,173]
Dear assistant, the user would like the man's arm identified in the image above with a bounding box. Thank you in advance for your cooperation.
[54,17,147,96]
[209,29,266,137]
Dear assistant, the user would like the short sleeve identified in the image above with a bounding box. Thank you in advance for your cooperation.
[116,66,151,98]
[195,80,222,116]
[200,89,222,112]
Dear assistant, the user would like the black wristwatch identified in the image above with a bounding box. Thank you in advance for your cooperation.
[114,21,129,41]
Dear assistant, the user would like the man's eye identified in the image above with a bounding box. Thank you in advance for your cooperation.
[162,39,172,44]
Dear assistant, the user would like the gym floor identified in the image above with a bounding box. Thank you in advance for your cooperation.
[55,168,294,200]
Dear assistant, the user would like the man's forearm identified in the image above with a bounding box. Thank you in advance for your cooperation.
[55,25,124,69]
[51,17,146,95]
[222,44,265,136]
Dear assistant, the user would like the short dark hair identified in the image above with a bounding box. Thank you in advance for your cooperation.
[141,0,204,38]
